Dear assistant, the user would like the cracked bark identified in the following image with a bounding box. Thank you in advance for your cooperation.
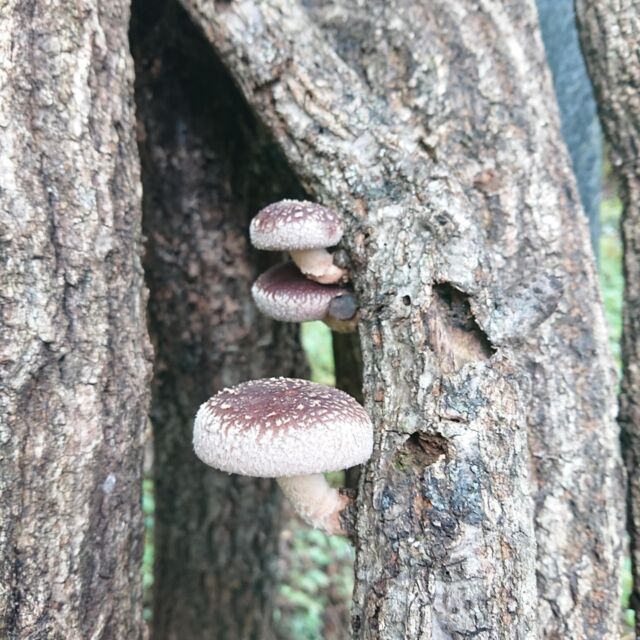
[130,1,309,638]
[0,2,152,639]
[179,2,622,637]
[576,1,640,634]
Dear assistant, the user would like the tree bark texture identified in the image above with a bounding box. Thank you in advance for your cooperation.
[179,2,623,638]
[0,2,152,639]
[130,2,309,638]
[576,0,640,633]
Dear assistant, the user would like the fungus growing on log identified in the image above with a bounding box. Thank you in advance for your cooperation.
[251,262,358,332]
[193,378,373,535]
[250,199,346,284]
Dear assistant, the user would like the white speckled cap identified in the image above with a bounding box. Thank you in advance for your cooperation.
[252,262,347,322]
[193,378,373,477]
[250,200,343,250]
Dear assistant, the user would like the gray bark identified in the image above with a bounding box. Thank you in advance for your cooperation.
[0,2,152,639]
[130,1,309,638]
[576,1,640,635]
[179,1,622,638]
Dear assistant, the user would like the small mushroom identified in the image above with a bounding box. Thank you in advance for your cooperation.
[193,377,373,535]
[252,262,358,332]
[250,199,346,284]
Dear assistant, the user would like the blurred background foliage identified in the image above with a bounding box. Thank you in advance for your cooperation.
[142,177,630,638]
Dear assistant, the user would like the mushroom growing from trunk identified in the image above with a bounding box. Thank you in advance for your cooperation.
[251,262,358,332]
[250,199,346,284]
[193,377,373,535]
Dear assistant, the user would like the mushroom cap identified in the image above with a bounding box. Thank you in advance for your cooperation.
[193,377,373,477]
[250,199,343,250]
[252,262,346,322]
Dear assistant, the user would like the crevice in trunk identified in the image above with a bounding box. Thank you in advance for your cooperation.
[130,1,308,637]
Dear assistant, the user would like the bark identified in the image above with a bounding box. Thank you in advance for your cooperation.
[576,0,640,632]
[178,1,621,638]
[0,2,151,639]
[130,2,308,638]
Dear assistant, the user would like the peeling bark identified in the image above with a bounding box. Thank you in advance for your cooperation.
[576,1,640,634]
[178,2,622,637]
[131,2,308,638]
[0,2,151,638]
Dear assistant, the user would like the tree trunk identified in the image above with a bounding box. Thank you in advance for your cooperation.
[0,2,152,639]
[130,2,309,638]
[576,1,640,634]
[179,1,622,637]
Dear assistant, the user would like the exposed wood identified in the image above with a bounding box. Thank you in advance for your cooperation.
[131,2,309,637]
[576,1,640,634]
[0,1,152,638]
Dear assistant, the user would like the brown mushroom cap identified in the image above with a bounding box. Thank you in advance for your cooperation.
[252,262,347,322]
[193,377,373,477]
[250,200,343,251]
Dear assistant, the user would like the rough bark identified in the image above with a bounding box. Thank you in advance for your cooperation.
[130,2,309,638]
[0,2,152,639]
[178,1,621,638]
[576,0,640,633]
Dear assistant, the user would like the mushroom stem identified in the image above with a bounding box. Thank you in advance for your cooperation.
[289,249,346,284]
[277,474,351,535]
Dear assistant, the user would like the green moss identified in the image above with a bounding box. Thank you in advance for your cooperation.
[597,192,634,635]
[142,478,154,622]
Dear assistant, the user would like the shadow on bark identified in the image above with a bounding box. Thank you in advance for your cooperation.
[130,2,309,637]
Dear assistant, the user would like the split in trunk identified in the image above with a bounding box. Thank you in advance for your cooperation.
[131,1,308,637]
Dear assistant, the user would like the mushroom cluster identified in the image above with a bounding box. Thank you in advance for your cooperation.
[192,200,371,537]
[250,200,358,332]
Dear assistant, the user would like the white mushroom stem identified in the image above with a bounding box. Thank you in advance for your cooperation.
[277,474,351,535]
[289,249,346,284]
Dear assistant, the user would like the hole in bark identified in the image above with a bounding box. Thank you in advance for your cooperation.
[425,283,496,372]
[396,432,451,469]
